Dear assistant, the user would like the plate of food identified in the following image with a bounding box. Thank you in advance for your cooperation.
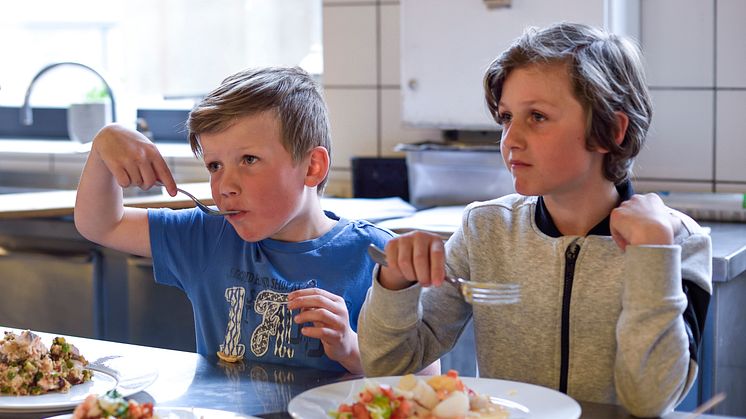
[0,330,158,414]
[44,389,261,418]
[287,370,581,419]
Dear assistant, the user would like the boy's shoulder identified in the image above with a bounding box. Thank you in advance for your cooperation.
[459,194,537,231]
[327,213,396,241]
[667,207,710,243]
[464,193,536,217]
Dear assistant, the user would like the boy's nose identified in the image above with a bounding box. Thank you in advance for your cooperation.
[217,172,241,197]
[500,124,521,149]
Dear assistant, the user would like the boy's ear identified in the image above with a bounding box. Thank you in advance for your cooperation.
[304,146,330,188]
[612,111,629,146]
[596,111,630,153]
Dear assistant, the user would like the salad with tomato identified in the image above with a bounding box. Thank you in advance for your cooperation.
[330,370,507,419]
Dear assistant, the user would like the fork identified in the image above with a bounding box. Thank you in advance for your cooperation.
[155,182,239,216]
[367,244,520,305]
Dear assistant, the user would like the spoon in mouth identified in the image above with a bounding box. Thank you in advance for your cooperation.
[156,182,239,216]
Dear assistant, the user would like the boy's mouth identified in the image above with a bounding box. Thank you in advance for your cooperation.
[509,159,530,168]
[224,209,245,218]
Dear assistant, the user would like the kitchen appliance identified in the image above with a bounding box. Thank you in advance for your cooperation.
[397,141,513,208]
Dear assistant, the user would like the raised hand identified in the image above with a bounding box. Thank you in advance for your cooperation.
[92,124,177,196]
[610,193,676,251]
[379,230,447,290]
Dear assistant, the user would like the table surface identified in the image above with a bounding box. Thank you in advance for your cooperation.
[0,328,736,419]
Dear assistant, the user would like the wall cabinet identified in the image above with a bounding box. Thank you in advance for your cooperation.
[400,0,605,130]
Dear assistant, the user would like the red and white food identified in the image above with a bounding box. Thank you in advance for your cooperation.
[72,389,155,419]
[332,370,508,418]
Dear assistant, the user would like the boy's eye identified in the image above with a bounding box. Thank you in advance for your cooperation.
[496,112,512,125]
[205,161,221,172]
[531,112,547,122]
[242,155,258,165]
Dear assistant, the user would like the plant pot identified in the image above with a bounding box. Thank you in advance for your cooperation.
[67,102,111,143]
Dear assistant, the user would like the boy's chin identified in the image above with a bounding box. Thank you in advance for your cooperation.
[513,184,542,197]
[231,225,267,243]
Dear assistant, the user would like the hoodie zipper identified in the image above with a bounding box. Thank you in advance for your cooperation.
[559,238,581,394]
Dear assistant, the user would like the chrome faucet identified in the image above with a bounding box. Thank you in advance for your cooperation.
[20,62,116,125]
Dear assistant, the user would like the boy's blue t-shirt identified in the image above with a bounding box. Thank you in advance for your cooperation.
[148,207,393,372]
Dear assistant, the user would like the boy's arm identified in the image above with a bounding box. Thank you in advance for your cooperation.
[359,227,473,377]
[611,195,713,416]
[614,234,711,417]
[358,268,468,376]
[74,124,177,258]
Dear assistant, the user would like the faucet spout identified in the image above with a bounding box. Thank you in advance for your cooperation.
[20,62,116,126]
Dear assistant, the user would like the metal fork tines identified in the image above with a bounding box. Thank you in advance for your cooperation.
[367,244,520,306]
[447,276,520,305]
[156,182,239,216]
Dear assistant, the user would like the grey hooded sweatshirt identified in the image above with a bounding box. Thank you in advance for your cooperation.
[358,188,712,418]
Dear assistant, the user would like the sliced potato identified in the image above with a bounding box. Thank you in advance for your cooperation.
[432,391,470,418]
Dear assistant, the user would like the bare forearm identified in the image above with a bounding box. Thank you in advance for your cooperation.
[74,132,152,257]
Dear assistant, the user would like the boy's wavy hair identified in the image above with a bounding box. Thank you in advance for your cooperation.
[188,66,331,194]
[484,22,652,184]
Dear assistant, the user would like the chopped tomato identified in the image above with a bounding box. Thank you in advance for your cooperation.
[351,402,371,419]
[393,399,412,418]
[381,385,396,400]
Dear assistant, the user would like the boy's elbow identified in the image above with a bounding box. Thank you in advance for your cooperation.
[622,400,674,418]
[617,378,686,418]
[73,209,106,245]
[74,210,93,240]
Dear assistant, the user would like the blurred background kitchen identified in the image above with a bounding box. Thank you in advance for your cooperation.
[1,0,745,416]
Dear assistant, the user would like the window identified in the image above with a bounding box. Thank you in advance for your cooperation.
[0,0,322,113]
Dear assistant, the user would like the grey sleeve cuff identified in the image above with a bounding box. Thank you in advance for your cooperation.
[622,245,683,306]
[366,264,424,329]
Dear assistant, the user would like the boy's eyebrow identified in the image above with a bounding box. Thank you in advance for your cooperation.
[498,99,561,111]
[202,146,259,157]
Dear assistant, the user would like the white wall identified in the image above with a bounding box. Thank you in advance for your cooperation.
[322,0,746,197]
[321,0,440,197]
[634,0,746,194]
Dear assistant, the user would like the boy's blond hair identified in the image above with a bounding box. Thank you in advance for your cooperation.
[484,22,652,184]
[188,67,331,193]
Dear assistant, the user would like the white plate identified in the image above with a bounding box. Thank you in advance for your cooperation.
[0,356,158,414]
[287,376,582,419]
[45,407,261,419]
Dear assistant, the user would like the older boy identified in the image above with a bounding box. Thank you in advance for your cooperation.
[358,23,711,417]
[75,67,392,373]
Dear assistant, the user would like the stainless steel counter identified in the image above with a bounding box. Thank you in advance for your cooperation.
[1,185,744,283]
[704,222,746,282]
[0,327,736,419]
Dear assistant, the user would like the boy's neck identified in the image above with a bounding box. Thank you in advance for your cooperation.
[269,192,338,242]
[542,181,620,237]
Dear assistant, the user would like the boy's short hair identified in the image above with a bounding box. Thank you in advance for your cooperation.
[484,22,652,184]
[188,67,331,193]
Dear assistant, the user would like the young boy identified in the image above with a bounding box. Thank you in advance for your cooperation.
[358,23,712,417]
[74,67,393,374]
